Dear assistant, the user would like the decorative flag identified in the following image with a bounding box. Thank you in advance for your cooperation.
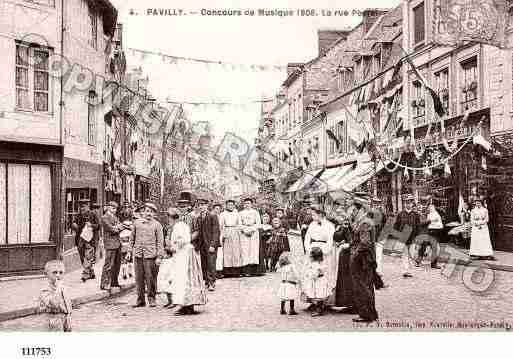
[482,156,487,170]
[403,167,409,181]
[432,0,511,49]
[424,166,432,177]
[404,55,446,118]
[473,133,492,151]
[326,129,341,150]
[444,162,451,177]
[458,190,465,215]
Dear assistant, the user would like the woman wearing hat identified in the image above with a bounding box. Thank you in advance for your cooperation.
[469,198,494,260]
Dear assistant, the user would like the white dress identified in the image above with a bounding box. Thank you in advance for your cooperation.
[303,219,337,298]
[469,207,493,257]
[169,221,207,306]
[278,264,299,300]
[302,261,330,301]
[238,208,261,266]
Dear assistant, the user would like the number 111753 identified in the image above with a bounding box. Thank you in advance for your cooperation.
[21,347,52,356]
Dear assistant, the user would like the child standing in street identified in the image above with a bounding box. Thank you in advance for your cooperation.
[267,218,287,272]
[37,260,73,332]
[277,252,299,315]
[120,220,134,280]
[303,247,329,317]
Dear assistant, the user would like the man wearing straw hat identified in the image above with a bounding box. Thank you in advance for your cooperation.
[127,202,165,308]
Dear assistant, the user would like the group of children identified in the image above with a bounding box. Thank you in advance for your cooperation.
[276,247,329,317]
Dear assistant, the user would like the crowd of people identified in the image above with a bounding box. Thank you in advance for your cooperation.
[39,188,495,330]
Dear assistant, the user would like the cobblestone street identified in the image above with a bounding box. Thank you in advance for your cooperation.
[2,255,513,331]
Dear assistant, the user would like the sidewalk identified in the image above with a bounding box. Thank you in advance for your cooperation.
[0,252,135,322]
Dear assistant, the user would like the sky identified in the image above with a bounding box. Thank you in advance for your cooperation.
[110,0,401,142]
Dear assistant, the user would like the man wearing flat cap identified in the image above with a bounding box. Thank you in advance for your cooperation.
[191,196,221,291]
[393,194,421,278]
[100,201,125,291]
[71,199,100,282]
[128,202,165,307]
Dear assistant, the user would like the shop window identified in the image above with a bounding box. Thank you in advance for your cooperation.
[0,162,52,245]
[435,68,450,114]
[65,188,97,235]
[15,43,50,112]
[460,57,478,111]
[413,2,425,46]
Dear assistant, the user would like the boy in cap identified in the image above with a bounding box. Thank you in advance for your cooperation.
[128,202,165,307]
[37,260,72,332]
[393,194,421,278]
[100,201,125,291]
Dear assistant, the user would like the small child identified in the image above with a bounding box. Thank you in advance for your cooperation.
[37,260,73,332]
[267,218,287,272]
[303,247,329,317]
[277,252,299,315]
[119,220,134,280]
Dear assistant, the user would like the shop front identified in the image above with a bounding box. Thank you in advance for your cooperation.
[63,158,103,253]
[0,141,63,276]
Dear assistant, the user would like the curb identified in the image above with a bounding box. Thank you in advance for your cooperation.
[383,248,513,273]
[0,283,136,323]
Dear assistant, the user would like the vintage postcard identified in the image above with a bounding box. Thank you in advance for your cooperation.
[0,0,513,348]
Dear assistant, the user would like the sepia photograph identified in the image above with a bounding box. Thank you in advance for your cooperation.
[0,0,512,345]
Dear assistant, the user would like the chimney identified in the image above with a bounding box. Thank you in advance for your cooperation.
[362,9,390,35]
[286,63,303,76]
[317,29,350,56]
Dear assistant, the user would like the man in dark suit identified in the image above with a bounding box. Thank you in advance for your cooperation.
[100,201,125,291]
[191,197,221,291]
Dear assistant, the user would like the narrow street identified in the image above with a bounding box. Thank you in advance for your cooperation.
[3,255,513,331]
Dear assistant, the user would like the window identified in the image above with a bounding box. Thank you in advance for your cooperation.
[0,163,52,245]
[293,99,296,127]
[298,95,302,123]
[434,68,450,114]
[88,2,98,49]
[373,54,381,76]
[460,57,478,111]
[412,80,426,122]
[64,188,97,235]
[338,67,354,92]
[88,91,97,145]
[16,43,50,112]
[413,2,425,45]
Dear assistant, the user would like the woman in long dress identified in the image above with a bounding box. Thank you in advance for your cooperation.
[332,214,355,312]
[169,207,207,315]
[469,199,494,260]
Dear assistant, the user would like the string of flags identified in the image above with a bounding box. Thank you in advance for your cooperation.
[165,97,273,111]
[127,47,289,73]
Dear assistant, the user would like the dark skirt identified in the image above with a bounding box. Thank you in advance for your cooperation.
[350,252,378,321]
[335,248,354,307]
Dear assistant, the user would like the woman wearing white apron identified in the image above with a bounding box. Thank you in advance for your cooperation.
[469,198,495,260]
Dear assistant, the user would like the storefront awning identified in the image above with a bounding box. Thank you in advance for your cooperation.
[305,164,355,194]
[339,160,389,192]
[285,169,324,193]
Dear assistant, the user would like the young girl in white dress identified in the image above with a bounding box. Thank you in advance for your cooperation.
[277,252,299,315]
[469,199,494,260]
[303,247,330,317]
